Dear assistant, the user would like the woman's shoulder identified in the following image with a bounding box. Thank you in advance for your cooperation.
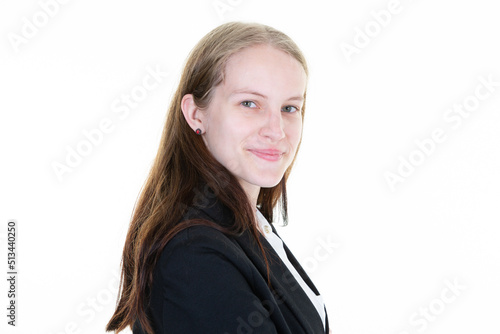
[151,223,259,291]
[154,197,254,275]
[164,223,235,253]
[157,223,246,268]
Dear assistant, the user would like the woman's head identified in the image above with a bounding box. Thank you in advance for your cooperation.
[182,43,307,204]
[173,21,309,204]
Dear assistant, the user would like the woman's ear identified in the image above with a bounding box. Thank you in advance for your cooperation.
[181,94,205,133]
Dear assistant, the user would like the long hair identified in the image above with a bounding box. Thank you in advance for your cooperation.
[106,21,309,334]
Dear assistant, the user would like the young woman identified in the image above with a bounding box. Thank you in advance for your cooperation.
[106,22,330,334]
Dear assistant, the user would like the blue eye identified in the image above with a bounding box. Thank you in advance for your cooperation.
[241,101,257,108]
[282,105,299,113]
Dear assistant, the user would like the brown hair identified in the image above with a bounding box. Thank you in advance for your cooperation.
[106,21,308,334]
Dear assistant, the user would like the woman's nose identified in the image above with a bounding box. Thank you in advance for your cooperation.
[259,109,285,141]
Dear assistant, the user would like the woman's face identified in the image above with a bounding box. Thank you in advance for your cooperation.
[201,44,307,200]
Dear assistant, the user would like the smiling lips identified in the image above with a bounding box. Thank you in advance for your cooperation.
[248,149,285,161]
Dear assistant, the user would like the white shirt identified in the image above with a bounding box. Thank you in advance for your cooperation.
[256,209,327,331]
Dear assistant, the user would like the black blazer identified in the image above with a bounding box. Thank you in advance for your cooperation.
[133,195,329,334]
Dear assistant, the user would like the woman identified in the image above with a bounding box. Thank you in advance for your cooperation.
[106,22,330,334]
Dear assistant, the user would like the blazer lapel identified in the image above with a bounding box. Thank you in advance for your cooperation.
[235,229,326,333]
[184,195,327,333]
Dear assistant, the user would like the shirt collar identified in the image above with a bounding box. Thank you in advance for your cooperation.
[256,208,273,236]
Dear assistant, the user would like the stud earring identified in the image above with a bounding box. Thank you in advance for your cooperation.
[195,128,202,135]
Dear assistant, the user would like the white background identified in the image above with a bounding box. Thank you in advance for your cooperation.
[1,0,499,333]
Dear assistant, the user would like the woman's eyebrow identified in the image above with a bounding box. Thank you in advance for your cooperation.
[232,89,267,98]
[231,89,304,102]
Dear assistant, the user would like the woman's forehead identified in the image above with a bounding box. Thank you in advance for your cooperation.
[221,45,307,98]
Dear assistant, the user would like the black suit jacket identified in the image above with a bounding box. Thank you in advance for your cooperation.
[133,195,329,334]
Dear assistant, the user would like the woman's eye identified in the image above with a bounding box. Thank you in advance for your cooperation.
[241,101,257,108]
[282,105,299,113]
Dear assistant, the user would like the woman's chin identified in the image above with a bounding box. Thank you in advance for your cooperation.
[254,176,284,189]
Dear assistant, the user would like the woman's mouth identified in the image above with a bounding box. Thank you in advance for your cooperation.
[248,149,284,162]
